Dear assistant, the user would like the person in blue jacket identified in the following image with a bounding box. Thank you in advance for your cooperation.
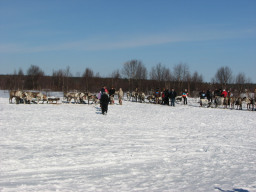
[182,89,188,105]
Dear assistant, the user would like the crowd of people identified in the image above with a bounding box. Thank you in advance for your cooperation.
[98,86,256,114]
[159,88,188,106]
[98,86,182,115]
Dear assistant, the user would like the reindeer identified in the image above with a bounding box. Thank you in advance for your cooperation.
[138,92,146,103]
[244,97,255,111]
[109,94,115,104]
[9,90,24,104]
[22,91,38,104]
[175,96,183,102]
[251,98,256,111]
[131,91,139,102]
[223,97,229,109]
[147,95,155,103]
[90,94,99,104]
[82,93,98,104]
[64,92,80,104]
[153,96,161,104]
[23,91,47,104]
[78,92,87,104]
[235,97,243,110]
[23,91,34,104]
[214,96,224,108]
[89,93,99,104]
[229,96,237,109]
[126,92,131,101]
[36,92,48,104]
[200,98,210,107]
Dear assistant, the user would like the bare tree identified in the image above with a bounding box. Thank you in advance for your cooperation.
[25,65,44,90]
[235,72,251,93]
[173,63,190,92]
[82,68,94,91]
[135,63,147,80]
[122,60,146,91]
[213,66,233,87]
[150,63,171,89]
[190,71,204,93]
[111,69,121,79]
[17,68,24,90]
[135,62,147,90]
[150,63,164,81]
[95,72,101,78]
[192,71,203,84]
[52,69,65,91]
[163,68,172,89]
[64,66,72,91]
[111,69,121,88]
[52,66,72,92]
[122,60,137,79]
[18,68,24,76]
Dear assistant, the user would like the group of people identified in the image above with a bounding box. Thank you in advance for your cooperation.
[199,88,230,103]
[99,87,256,114]
[99,86,188,114]
[99,86,124,115]
[158,88,188,106]
[160,88,178,106]
[99,86,238,114]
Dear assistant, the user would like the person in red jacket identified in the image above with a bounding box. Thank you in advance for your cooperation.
[221,89,228,98]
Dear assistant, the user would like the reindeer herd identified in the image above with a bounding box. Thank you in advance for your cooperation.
[126,91,170,104]
[200,95,255,110]
[63,92,98,104]
[8,90,256,111]
[9,90,98,104]
[126,90,255,111]
[9,90,48,104]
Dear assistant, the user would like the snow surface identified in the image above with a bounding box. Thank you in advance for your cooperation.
[0,90,256,192]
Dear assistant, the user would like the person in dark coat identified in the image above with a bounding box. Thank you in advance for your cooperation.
[164,88,169,105]
[100,86,106,95]
[169,88,177,106]
[206,89,212,102]
[100,92,110,115]
[109,87,115,96]
[109,87,116,104]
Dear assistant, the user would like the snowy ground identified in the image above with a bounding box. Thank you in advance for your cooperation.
[0,90,256,192]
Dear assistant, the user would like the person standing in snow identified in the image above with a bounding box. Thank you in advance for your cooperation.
[100,92,110,115]
[118,88,124,105]
[161,88,166,105]
[182,89,188,105]
[169,88,177,107]
[109,87,115,104]
[155,88,161,104]
[206,89,212,103]
[104,86,109,94]
[164,88,169,105]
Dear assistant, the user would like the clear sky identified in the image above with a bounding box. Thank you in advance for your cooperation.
[0,0,256,82]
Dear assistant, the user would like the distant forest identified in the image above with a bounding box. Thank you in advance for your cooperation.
[0,60,255,97]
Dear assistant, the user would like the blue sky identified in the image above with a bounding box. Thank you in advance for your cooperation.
[0,0,256,82]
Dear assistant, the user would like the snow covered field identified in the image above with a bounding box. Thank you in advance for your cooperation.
[0,90,255,192]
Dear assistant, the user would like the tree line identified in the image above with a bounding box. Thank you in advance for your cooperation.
[0,60,255,97]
